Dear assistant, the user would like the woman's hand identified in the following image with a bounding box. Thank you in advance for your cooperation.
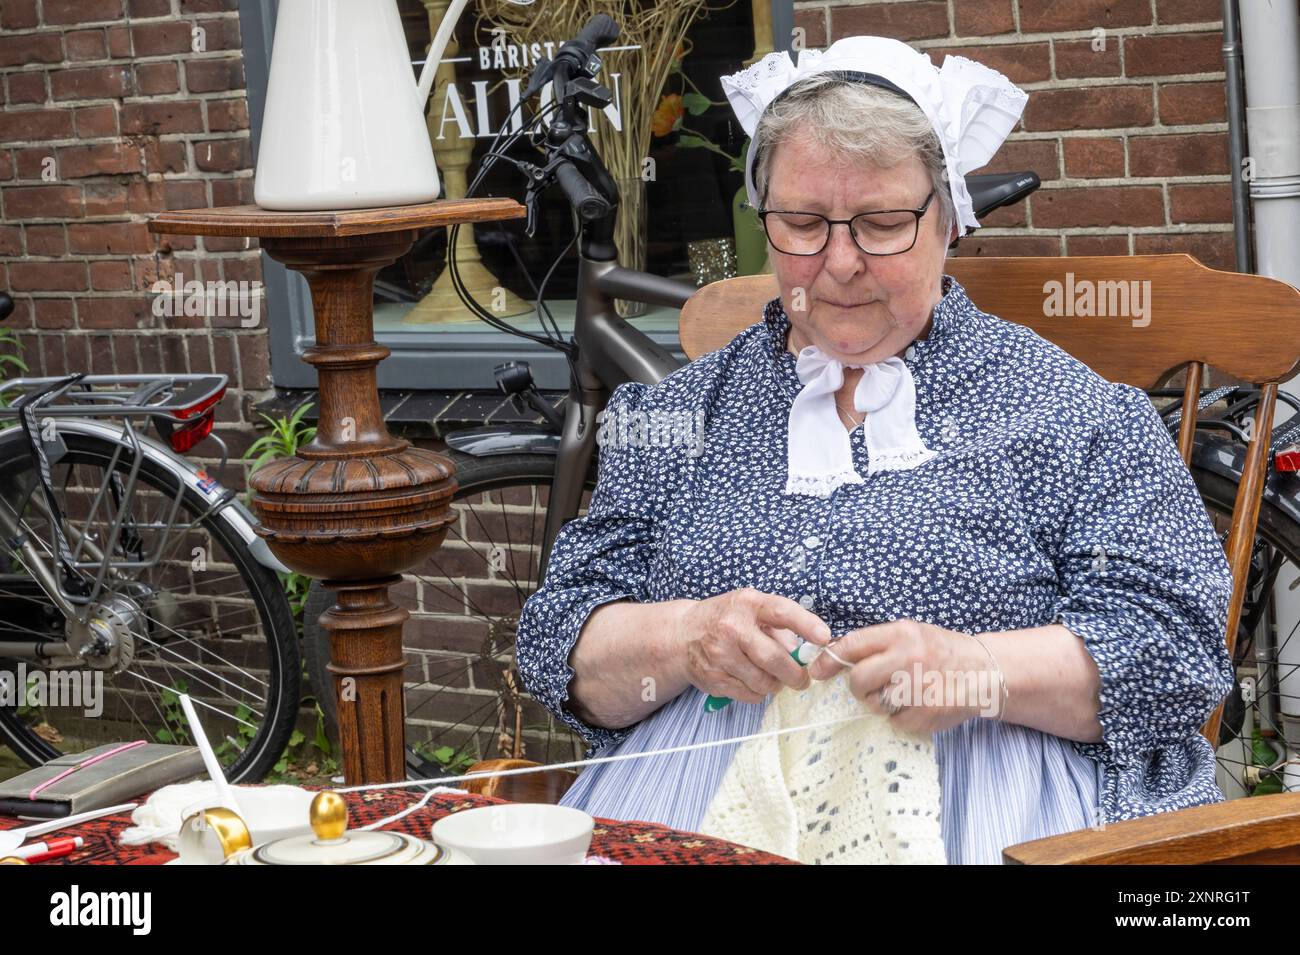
[806,619,997,734]
[676,588,832,704]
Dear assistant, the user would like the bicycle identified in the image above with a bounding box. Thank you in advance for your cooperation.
[1153,384,1300,796]
[300,15,1050,780]
[0,291,302,783]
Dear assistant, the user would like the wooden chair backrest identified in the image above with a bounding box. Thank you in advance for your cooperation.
[680,255,1300,862]
[680,254,1300,386]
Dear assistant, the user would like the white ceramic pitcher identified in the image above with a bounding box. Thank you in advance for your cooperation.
[254,0,471,211]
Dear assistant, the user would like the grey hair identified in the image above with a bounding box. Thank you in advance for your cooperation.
[752,73,957,243]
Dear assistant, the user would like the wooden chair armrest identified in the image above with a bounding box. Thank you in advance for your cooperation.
[1002,792,1300,864]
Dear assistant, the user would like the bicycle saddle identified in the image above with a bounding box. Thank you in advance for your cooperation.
[965,171,1040,221]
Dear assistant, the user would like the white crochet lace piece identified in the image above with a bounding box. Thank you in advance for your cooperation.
[699,674,945,864]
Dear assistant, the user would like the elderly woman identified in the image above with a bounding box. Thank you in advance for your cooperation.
[514,36,1235,864]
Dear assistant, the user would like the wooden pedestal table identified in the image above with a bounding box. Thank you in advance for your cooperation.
[148,200,526,783]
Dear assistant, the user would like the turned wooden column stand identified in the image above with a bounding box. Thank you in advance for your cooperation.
[149,200,525,783]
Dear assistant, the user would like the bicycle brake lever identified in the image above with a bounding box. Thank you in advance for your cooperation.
[524,188,540,238]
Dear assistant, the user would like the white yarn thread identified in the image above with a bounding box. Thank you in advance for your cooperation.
[820,644,852,669]
[358,784,465,831]
[334,711,874,796]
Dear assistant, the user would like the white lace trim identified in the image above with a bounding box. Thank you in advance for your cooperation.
[784,469,864,498]
[868,446,939,475]
[940,55,1029,147]
[724,49,809,97]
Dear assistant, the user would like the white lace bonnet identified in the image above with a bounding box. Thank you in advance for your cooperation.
[720,36,1029,234]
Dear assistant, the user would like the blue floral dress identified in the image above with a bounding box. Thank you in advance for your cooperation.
[515,274,1236,864]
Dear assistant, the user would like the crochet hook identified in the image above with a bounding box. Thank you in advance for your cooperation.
[703,639,822,712]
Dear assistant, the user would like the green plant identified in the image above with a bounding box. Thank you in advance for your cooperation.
[255,657,340,781]
[155,680,194,746]
[411,740,477,775]
[153,666,339,779]
[287,665,340,780]
[280,570,312,623]
[310,700,338,773]
[0,326,28,378]
[204,698,336,780]
[1251,727,1284,795]
[250,700,339,782]
[271,728,306,776]
[245,401,316,484]
[15,673,38,719]
[0,326,29,429]
[212,701,255,764]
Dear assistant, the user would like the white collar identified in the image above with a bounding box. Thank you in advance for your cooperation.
[784,343,936,497]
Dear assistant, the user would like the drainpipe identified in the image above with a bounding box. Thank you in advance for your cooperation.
[1238,0,1300,791]
[1237,0,1300,289]
[1220,0,1252,274]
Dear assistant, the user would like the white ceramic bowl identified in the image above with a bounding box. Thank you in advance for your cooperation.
[430,804,594,865]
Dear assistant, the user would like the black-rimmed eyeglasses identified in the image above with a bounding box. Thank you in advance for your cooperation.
[756,190,936,256]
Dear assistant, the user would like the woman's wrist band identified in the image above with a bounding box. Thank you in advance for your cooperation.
[969,633,1009,720]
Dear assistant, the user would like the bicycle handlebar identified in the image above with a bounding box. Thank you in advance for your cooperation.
[577,13,620,47]
[556,158,611,222]
[553,13,619,75]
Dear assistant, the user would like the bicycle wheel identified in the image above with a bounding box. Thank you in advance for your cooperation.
[305,450,596,778]
[0,429,299,782]
[1192,464,1300,796]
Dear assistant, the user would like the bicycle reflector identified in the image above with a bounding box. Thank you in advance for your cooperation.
[162,386,226,453]
[1276,445,1300,472]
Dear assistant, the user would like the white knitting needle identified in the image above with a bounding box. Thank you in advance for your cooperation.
[178,693,243,819]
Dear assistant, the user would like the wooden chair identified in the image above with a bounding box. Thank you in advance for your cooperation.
[1002,791,1300,864]
[461,758,576,804]
[679,253,1300,863]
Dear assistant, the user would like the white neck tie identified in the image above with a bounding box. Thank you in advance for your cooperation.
[784,346,936,497]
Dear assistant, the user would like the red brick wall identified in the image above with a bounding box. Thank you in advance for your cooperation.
[0,0,1246,450]
[794,0,1238,268]
[0,0,262,489]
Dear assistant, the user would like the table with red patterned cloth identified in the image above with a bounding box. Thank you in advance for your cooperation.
[0,787,796,865]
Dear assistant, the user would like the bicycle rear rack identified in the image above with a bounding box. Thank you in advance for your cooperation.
[1153,384,1300,458]
[0,372,226,420]
[0,373,232,614]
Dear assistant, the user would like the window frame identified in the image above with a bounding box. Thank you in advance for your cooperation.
[237,0,795,391]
